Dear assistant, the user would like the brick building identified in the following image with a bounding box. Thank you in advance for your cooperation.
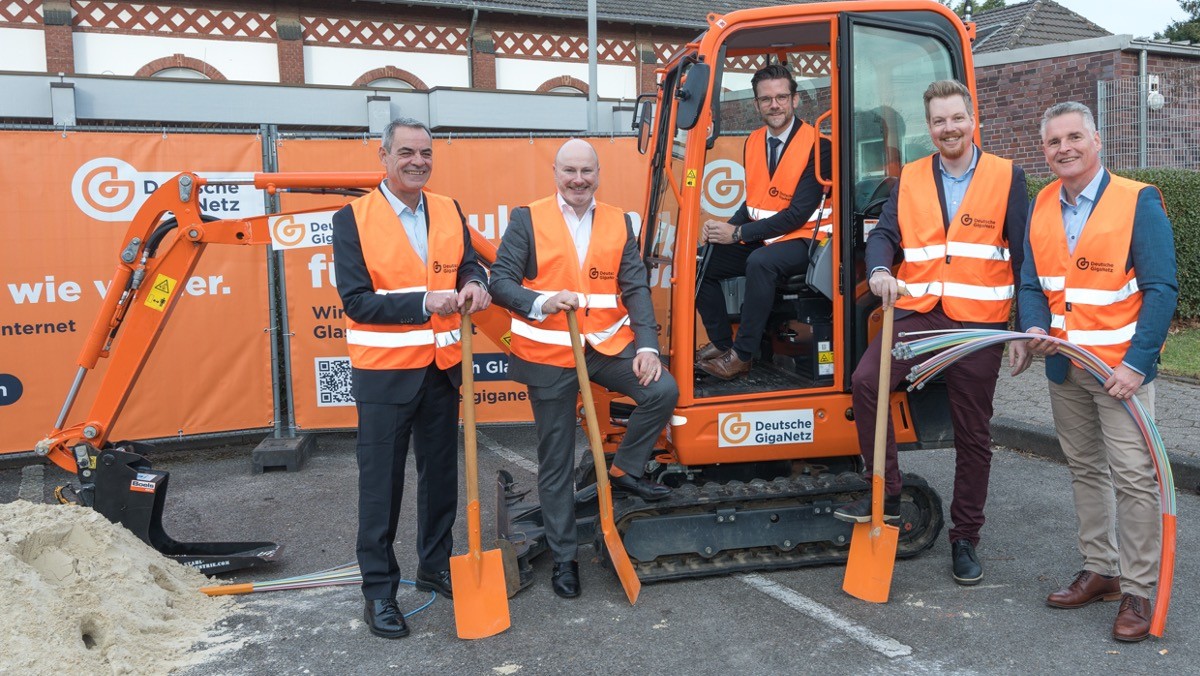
[972,0,1200,171]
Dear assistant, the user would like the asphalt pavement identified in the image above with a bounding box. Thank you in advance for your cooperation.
[991,363,1200,490]
[1,415,1196,675]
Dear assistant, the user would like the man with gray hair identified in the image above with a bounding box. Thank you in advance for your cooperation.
[332,117,490,638]
[1020,102,1177,642]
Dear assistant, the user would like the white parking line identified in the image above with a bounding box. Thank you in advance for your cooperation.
[477,431,540,475]
[739,573,913,659]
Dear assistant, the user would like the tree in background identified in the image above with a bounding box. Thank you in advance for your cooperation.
[939,0,1006,18]
[1155,1,1200,42]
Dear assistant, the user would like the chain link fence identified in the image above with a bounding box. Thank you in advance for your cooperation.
[1097,62,1200,170]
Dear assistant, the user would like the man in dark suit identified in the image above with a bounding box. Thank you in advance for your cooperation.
[490,138,678,599]
[831,80,1029,587]
[696,63,833,380]
[331,117,490,639]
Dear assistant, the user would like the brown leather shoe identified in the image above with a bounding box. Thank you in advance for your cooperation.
[1046,570,1122,609]
[1112,593,1152,642]
[695,342,725,363]
[698,349,751,380]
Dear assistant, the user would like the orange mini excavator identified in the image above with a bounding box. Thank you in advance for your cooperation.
[40,0,979,583]
[494,1,981,588]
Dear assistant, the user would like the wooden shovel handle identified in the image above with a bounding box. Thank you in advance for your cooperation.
[871,305,895,526]
[461,301,482,555]
[565,310,615,521]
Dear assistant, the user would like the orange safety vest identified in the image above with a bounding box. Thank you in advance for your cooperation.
[894,152,1014,323]
[1028,174,1152,369]
[743,122,830,243]
[507,196,636,368]
[343,188,463,371]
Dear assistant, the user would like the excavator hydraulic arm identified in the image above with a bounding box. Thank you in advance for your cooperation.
[31,171,436,574]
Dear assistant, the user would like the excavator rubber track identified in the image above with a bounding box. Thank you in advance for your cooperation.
[604,471,942,583]
[498,464,943,587]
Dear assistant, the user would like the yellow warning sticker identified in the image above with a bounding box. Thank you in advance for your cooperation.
[144,274,177,312]
[685,169,698,187]
[500,331,512,348]
[818,352,834,364]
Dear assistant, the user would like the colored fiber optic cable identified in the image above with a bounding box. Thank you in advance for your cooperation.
[894,328,1175,637]
[201,562,437,618]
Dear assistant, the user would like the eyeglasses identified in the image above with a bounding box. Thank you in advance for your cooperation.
[755,93,794,106]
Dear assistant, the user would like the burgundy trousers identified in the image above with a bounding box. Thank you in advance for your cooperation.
[850,307,1004,545]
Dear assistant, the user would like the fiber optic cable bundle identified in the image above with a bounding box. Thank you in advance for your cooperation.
[895,328,1175,637]
[200,562,437,618]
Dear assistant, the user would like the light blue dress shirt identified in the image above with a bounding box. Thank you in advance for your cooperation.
[939,144,979,222]
[1059,166,1105,255]
[379,181,427,263]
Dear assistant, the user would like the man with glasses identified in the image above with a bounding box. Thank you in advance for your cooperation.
[696,63,832,380]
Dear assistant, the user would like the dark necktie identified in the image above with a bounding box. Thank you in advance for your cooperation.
[767,137,782,177]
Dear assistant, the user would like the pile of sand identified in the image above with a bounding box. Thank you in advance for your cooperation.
[0,500,232,674]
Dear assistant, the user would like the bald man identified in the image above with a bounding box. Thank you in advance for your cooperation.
[490,139,678,599]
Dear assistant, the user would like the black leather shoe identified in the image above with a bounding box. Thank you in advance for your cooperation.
[364,598,409,639]
[552,561,581,598]
[609,473,671,501]
[951,539,983,586]
[833,493,901,523]
[415,568,453,599]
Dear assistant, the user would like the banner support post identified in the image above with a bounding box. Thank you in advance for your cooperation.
[252,123,315,472]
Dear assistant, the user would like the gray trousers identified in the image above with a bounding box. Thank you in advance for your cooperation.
[1048,365,1161,597]
[527,349,678,563]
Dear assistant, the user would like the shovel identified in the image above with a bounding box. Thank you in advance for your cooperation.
[566,309,642,605]
[450,305,511,639]
[843,303,900,603]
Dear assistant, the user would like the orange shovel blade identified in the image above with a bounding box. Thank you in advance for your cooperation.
[597,485,641,604]
[842,521,900,603]
[449,549,511,640]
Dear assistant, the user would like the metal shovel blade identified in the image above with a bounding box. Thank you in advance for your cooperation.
[596,474,642,604]
[843,516,900,603]
[450,520,511,639]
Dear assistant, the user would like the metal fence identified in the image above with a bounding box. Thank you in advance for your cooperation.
[1097,62,1200,171]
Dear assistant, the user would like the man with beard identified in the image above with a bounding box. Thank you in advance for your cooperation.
[832,80,1030,587]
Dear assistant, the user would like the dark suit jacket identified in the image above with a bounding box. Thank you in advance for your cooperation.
[331,190,488,404]
[729,117,833,242]
[865,147,1028,327]
[489,199,659,387]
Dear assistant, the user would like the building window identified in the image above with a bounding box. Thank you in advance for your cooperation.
[152,67,210,80]
[367,77,415,90]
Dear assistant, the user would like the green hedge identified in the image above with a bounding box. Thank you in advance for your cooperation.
[1027,168,1200,321]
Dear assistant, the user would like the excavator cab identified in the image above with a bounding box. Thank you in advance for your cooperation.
[500,1,975,587]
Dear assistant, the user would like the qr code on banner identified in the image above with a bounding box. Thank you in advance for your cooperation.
[315,357,355,407]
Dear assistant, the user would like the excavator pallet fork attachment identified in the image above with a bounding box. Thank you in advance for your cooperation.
[69,441,281,575]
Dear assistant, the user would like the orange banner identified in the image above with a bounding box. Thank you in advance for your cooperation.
[0,131,273,455]
[274,136,649,428]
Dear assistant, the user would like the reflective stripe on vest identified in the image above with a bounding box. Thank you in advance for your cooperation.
[524,289,620,309]
[1029,174,1152,367]
[744,122,828,244]
[894,152,1014,323]
[507,196,636,368]
[344,188,464,371]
